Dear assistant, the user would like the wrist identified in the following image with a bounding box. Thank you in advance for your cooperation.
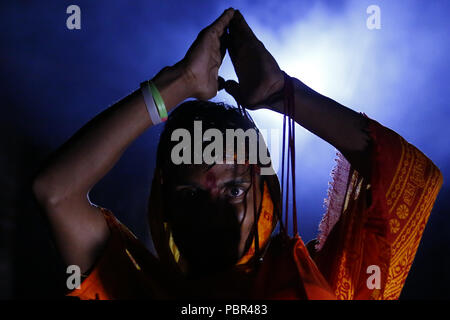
[151,63,192,113]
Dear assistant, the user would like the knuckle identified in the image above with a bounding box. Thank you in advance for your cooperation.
[198,28,209,38]
[207,27,219,38]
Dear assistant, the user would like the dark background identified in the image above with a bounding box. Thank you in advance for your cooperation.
[1,0,449,299]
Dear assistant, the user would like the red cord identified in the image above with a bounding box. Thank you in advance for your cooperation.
[281,73,299,237]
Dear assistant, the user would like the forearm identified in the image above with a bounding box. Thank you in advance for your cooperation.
[33,65,190,206]
[292,78,369,153]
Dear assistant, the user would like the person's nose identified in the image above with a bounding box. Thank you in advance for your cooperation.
[206,188,221,201]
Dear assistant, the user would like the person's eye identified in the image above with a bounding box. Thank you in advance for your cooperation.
[227,186,245,198]
[178,187,198,199]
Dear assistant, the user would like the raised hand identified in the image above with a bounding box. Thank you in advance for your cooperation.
[224,11,285,108]
[179,8,234,100]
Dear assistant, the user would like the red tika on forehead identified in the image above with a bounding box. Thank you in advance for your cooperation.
[205,171,217,190]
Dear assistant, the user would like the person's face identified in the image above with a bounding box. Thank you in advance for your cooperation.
[164,164,262,273]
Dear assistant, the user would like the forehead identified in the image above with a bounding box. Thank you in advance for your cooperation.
[172,164,252,186]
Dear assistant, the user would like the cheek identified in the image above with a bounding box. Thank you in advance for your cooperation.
[237,205,254,233]
[236,189,260,234]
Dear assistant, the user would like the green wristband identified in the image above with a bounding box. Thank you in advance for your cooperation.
[149,81,168,121]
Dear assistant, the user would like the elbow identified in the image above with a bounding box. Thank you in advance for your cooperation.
[32,174,63,209]
[32,172,87,210]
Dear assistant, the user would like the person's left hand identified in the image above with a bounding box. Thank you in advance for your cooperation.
[224,11,285,108]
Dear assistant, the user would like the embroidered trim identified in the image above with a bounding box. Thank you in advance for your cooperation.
[316,151,351,251]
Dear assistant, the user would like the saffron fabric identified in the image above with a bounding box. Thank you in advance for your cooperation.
[67,117,442,300]
[313,118,443,299]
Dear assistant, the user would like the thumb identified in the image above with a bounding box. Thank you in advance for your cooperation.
[224,80,242,105]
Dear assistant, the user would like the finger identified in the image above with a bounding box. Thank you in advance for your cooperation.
[211,50,222,66]
[210,64,220,78]
[219,32,229,61]
[208,51,221,73]
[209,8,235,36]
[229,10,258,41]
[224,80,242,105]
[218,76,226,91]
[211,36,221,51]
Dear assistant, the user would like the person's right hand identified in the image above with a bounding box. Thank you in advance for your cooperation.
[178,8,234,100]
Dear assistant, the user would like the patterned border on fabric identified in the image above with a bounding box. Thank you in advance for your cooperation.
[316,151,351,251]
[382,144,443,299]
